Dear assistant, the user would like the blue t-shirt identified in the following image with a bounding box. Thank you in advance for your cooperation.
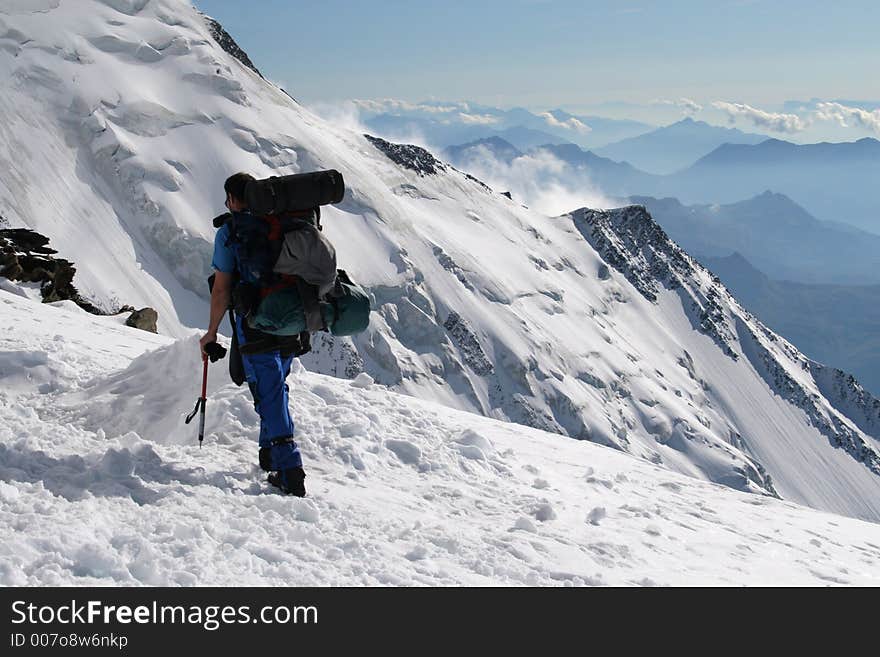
[212,224,236,274]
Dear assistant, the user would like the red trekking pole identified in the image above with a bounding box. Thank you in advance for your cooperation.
[185,355,209,448]
[186,343,227,448]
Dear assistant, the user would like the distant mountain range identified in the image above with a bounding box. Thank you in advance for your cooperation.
[664,138,880,232]
[444,136,524,165]
[632,192,880,285]
[595,118,769,174]
[701,252,880,396]
[359,102,654,151]
[444,134,880,234]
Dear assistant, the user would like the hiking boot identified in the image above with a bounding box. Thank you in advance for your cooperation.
[259,447,272,472]
[267,466,307,497]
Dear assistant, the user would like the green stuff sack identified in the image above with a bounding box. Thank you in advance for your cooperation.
[249,287,330,336]
[249,272,371,337]
[327,279,371,336]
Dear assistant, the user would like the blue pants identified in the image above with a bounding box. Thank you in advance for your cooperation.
[236,315,303,471]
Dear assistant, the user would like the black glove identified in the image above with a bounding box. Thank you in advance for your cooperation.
[204,342,228,363]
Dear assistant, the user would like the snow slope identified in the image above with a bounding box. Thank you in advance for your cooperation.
[3,290,880,586]
[2,0,880,525]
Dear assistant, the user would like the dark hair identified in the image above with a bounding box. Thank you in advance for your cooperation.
[224,172,255,203]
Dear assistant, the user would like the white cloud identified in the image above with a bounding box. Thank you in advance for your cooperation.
[538,112,592,134]
[457,112,500,125]
[308,100,369,133]
[352,98,464,115]
[651,97,703,115]
[453,145,615,216]
[814,102,880,134]
[711,101,809,133]
[311,100,440,153]
[677,98,703,115]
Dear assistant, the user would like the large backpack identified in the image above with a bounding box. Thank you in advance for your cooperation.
[213,169,370,357]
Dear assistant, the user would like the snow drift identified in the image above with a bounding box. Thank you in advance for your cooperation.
[2,290,880,586]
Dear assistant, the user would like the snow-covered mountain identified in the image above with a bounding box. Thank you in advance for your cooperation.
[2,0,880,528]
[4,289,880,585]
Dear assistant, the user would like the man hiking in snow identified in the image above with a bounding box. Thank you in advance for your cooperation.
[199,172,307,497]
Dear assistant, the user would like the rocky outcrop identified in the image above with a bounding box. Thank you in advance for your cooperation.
[201,15,264,79]
[125,307,159,333]
[568,206,739,360]
[444,312,494,376]
[735,317,880,475]
[0,228,156,332]
[811,365,880,440]
[364,135,446,176]
[1,228,102,314]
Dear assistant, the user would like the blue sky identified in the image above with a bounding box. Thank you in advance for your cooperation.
[194,0,879,134]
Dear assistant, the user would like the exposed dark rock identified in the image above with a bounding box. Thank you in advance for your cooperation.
[811,365,880,439]
[126,307,159,333]
[736,317,880,475]
[201,15,264,79]
[447,165,491,191]
[567,205,739,360]
[444,312,494,376]
[432,245,473,292]
[0,228,103,314]
[364,135,446,176]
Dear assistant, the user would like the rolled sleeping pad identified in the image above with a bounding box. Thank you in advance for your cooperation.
[244,169,345,216]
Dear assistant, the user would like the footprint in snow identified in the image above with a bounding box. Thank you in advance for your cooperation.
[531,503,556,522]
[586,476,615,490]
[405,546,429,561]
[350,372,374,389]
[385,439,421,465]
[513,517,538,533]
[587,507,606,526]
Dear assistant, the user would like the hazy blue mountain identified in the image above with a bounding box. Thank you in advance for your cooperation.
[633,192,880,285]
[444,133,880,236]
[444,137,523,165]
[529,143,659,196]
[494,127,572,151]
[700,252,880,396]
[442,138,659,198]
[542,109,656,148]
[360,103,653,150]
[663,138,880,232]
[595,118,768,174]
[548,137,880,234]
